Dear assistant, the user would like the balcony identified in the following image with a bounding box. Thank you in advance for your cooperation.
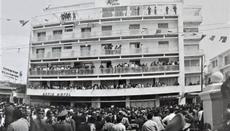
[26,84,200,97]
[32,28,178,43]
[30,65,179,76]
[184,49,204,57]
[185,66,201,73]
[31,47,178,60]
[183,7,202,23]
[31,4,179,27]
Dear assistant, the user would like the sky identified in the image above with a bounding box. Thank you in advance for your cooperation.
[0,0,230,84]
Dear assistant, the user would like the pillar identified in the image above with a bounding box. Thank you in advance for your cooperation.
[91,98,101,108]
[125,97,130,108]
[155,96,160,107]
[178,2,185,105]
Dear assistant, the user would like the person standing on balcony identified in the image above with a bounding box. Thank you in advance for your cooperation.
[137,6,140,16]
[148,6,151,15]
[154,6,157,15]
[166,6,169,15]
[173,6,177,15]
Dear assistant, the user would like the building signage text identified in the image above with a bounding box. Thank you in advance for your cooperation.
[42,92,71,96]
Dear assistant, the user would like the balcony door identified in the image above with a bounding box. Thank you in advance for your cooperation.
[53,30,62,40]
[80,45,91,56]
[102,25,112,36]
[81,27,91,38]
[130,42,141,53]
[129,24,140,35]
[52,47,61,58]
[36,48,45,59]
[37,32,46,41]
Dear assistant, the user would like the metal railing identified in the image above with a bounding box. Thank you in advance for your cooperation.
[30,65,179,76]
[31,48,178,59]
[32,28,178,42]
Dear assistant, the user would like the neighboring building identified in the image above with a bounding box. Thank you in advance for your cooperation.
[27,0,204,107]
[208,49,230,82]
[0,81,26,104]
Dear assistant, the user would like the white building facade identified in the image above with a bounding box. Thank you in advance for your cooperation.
[27,0,203,107]
[208,49,230,81]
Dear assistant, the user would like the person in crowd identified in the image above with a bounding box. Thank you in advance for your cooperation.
[102,116,114,131]
[142,113,159,131]
[30,108,47,131]
[162,107,176,125]
[4,103,15,129]
[88,116,96,131]
[7,107,30,131]
[112,114,126,131]
[152,110,165,131]
[53,110,73,131]
[78,115,91,131]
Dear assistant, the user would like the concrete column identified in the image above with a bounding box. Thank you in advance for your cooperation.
[125,97,130,108]
[155,96,160,107]
[91,98,101,108]
[199,83,224,130]
[177,2,185,105]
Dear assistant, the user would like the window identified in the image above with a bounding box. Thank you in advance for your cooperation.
[53,30,62,35]
[158,23,168,28]
[80,45,91,56]
[102,26,112,31]
[81,27,91,32]
[36,48,45,54]
[65,28,73,32]
[129,24,140,30]
[130,42,141,48]
[37,32,46,37]
[158,41,169,49]
[224,55,230,65]
[212,59,218,68]
[183,28,199,32]
[64,46,72,50]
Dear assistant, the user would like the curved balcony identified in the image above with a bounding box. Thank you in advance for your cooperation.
[31,48,179,60]
[30,65,179,76]
[26,85,201,97]
[32,28,178,43]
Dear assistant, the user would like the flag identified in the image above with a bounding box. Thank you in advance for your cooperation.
[19,20,29,26]
[219,36,227,43]
[200,34,206,40]
[209,35,215,41]
[192,33,197,36]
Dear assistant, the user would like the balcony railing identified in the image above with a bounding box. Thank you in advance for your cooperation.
[31,48,178,59]
[185,66,201,72]
[26,84,201,97]
[31,4,181,27]
[30,65,179,76]
[32,28,178,43]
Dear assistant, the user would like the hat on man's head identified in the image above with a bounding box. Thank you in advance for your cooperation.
[58,110,68,117]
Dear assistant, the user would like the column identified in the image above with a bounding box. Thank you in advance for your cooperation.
[155,95,160,107]
[125,97,130,108]
[91,98,101,108]
[177,2,185,105]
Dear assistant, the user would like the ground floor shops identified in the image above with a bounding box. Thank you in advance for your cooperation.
[27,93,196,108]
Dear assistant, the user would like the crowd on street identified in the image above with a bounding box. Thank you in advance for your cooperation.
[0,102,214,131]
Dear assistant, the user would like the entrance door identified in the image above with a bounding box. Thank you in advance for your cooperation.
[101,102,125,108]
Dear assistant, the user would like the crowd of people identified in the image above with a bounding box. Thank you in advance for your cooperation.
[0,102,212,131]
[29,80,179,90]
[30,60,179,75]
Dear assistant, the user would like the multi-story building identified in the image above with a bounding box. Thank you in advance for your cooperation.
[208,49,230,82]
[27,0,204,107]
